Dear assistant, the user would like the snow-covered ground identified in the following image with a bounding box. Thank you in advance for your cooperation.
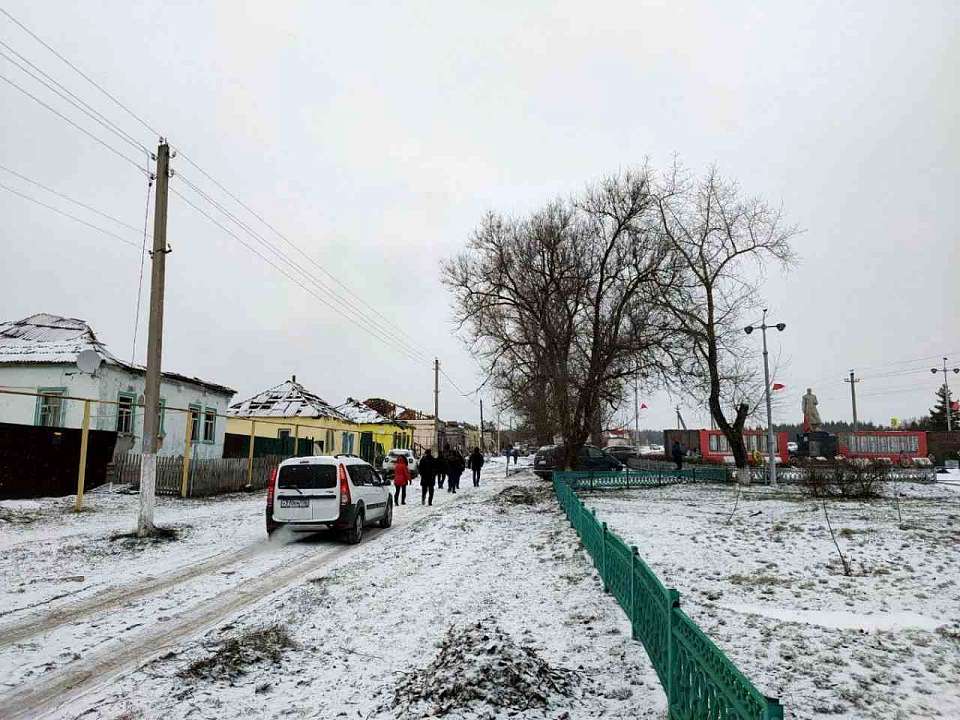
[0,461,669,719]
[583,480,960,719]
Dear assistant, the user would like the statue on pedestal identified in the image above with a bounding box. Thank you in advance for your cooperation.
[802,388,821,432]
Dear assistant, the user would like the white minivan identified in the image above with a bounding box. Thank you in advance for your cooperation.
[266,455,393,543]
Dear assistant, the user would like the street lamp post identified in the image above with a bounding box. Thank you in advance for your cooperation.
[744,309,786,488]
[930,358,960,432]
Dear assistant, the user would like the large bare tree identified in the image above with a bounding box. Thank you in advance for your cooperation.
[653,164,798,479]
[443,169,675,469]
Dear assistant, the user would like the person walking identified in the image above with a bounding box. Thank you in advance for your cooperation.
[419,449,437,506]
[436,449,448,490]
[512,448,519,465]
[393,454,410,505]
[671,440,684,471]
[468,447,484,487]
[447,449,465,493]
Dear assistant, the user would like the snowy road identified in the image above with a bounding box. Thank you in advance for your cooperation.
[1,463,666,719]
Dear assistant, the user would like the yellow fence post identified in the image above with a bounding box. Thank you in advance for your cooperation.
[180,408,194,497]
[247,420,256,486]
[75,399,91,512]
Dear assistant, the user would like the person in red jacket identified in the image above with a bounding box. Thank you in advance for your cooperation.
[393,455,410,505]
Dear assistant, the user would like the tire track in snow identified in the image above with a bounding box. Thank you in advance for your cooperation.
[0,498,458,720]
[0,538,291,647]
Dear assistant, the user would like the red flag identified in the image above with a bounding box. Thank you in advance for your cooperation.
[772,383,785,391]
[640,403,648,409]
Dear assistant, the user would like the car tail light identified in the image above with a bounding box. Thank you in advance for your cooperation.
[266,467,278,506]
[338,464,351,507]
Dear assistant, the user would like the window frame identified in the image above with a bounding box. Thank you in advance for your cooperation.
[202,407,217,444]
[188,403,202,443]
[116,391,137,434]
[35,387,66,427]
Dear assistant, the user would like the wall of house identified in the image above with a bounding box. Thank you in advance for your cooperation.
[96,366,233,459]
[0,364,102,427]
[225,416,358,455]
[0,363,233,459]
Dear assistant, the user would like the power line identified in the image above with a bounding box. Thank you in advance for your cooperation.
[0,7,161,138]
[175,151,411,346]
[175,172,427,362]
[0,181,141,249]
[131,166,155,364]
[0,71,147,174]
[0,163,148,234]
[170,186,426,366]
[0,42,149,154]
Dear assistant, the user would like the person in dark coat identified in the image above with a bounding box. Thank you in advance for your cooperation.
[671,440,684,471]
[419,449,437,505]
[436,449,448,489]
[468,447,484,487]
[447,450,465,493]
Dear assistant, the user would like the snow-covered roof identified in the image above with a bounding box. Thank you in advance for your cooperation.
[0,313,235,396]
[0,313,121,365]
[335,397,409,426]
[228,380,349,421]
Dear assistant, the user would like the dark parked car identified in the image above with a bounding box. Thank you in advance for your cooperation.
[604,445,640,465]
[533,444,623,479]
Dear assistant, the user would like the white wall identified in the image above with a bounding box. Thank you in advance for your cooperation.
[0,363,234,459]
[0,364,100,427]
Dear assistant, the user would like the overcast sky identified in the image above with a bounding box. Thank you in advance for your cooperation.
[1,1,957,432]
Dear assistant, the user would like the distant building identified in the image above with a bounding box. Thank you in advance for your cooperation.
[0,313,235,458]
[225,381,413,464]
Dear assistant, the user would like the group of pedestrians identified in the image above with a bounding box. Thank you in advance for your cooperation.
[389,447,485,507]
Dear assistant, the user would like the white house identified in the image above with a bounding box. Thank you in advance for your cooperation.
[0,313,235,458]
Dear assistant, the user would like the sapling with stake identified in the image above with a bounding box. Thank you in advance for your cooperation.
[821,498,851,576]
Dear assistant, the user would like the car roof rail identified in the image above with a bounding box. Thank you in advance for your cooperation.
[334,453,362,460]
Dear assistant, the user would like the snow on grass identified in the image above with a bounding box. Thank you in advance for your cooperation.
[583,481,960,719]
[71,472,668,719]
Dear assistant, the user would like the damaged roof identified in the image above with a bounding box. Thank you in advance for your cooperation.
[0,313,235,395]
[228,380,349,421]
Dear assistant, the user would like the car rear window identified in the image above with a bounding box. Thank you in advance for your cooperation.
[277,464,337,489]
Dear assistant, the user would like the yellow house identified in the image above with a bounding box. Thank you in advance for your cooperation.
[334,397,413,461]
[225,379,357,457]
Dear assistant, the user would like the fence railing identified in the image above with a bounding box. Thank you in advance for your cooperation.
[113,453,282,497]
[574,466,729,488]
[553,471,783,720]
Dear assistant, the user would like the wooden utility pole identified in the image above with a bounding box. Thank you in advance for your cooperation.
[137,141,170,537]
[433,358,440,452]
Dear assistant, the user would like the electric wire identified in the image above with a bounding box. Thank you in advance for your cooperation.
[131,161,154,364]
[0,181,140,249]
[0,163,148,234]
[0,7,162,138]
[0,72,147,174]
[175,172,427,362]
[0,43,149,154]
[170,186,426,366]
[1,8,482,396]
[175,151,410,347]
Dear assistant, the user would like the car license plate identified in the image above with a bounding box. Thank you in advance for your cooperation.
[279,498,310,508]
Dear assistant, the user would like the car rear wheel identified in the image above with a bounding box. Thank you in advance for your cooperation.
[347,509,364,544]
[379,499,393,528]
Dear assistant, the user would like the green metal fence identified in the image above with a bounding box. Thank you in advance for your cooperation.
[553,472,783,720]
[566,466,728,490]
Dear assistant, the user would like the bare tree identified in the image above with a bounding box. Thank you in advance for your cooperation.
[652,164,798,479]
[443,169,676,469]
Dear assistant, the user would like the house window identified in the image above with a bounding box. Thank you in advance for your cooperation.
[189,404,202,442]
[36,388,65,427]
[158,399,166,435]
[117,392,136,434]
[203,409,216,443]
[325,429,335,453]
[341,432,354,454]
